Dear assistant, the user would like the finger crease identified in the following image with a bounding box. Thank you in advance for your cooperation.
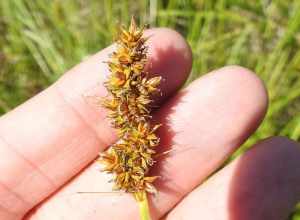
[0,134,56,199]
[54,86,109,149]
[0,172,31,215]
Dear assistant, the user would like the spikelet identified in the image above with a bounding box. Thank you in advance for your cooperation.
[99,17,162,203]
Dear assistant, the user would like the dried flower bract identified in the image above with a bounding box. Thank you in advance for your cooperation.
[99,17,161,202]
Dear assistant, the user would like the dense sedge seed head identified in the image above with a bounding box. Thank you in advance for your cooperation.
[99,17,162,201]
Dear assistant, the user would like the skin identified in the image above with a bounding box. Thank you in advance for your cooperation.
[0,28,299,220]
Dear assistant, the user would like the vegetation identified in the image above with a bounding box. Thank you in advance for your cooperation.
[1,0,300,219]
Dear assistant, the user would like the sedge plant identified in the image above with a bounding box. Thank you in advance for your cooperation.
[99,17,162,220]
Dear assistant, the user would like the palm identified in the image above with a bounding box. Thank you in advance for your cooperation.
[1,28,299,220]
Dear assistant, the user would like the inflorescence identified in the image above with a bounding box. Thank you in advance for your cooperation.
[99,18,161,202]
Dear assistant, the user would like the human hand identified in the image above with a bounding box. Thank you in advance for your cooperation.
[0,28,299,220]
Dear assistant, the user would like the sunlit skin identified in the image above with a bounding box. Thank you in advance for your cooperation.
[0,27,300,220]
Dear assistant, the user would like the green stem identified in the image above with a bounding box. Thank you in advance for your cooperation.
[137,191,152,220]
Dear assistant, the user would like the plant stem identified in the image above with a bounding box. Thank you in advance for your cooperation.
[137,191,152,220]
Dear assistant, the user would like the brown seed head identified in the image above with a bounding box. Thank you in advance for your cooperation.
[99,17,161,200]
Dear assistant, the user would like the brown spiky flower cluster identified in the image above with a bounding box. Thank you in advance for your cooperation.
[99,18,161,201]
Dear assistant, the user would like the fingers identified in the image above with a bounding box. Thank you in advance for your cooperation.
[165,137,300,220]
[151,66,267,218]
[25,66,268,220]
[0,28,192,219]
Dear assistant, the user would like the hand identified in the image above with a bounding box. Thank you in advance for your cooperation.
[0,28,299,220]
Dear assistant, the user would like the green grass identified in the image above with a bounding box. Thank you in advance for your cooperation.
[0,0,300,219]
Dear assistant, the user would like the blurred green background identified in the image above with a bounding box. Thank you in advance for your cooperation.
[0,0,300,219]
